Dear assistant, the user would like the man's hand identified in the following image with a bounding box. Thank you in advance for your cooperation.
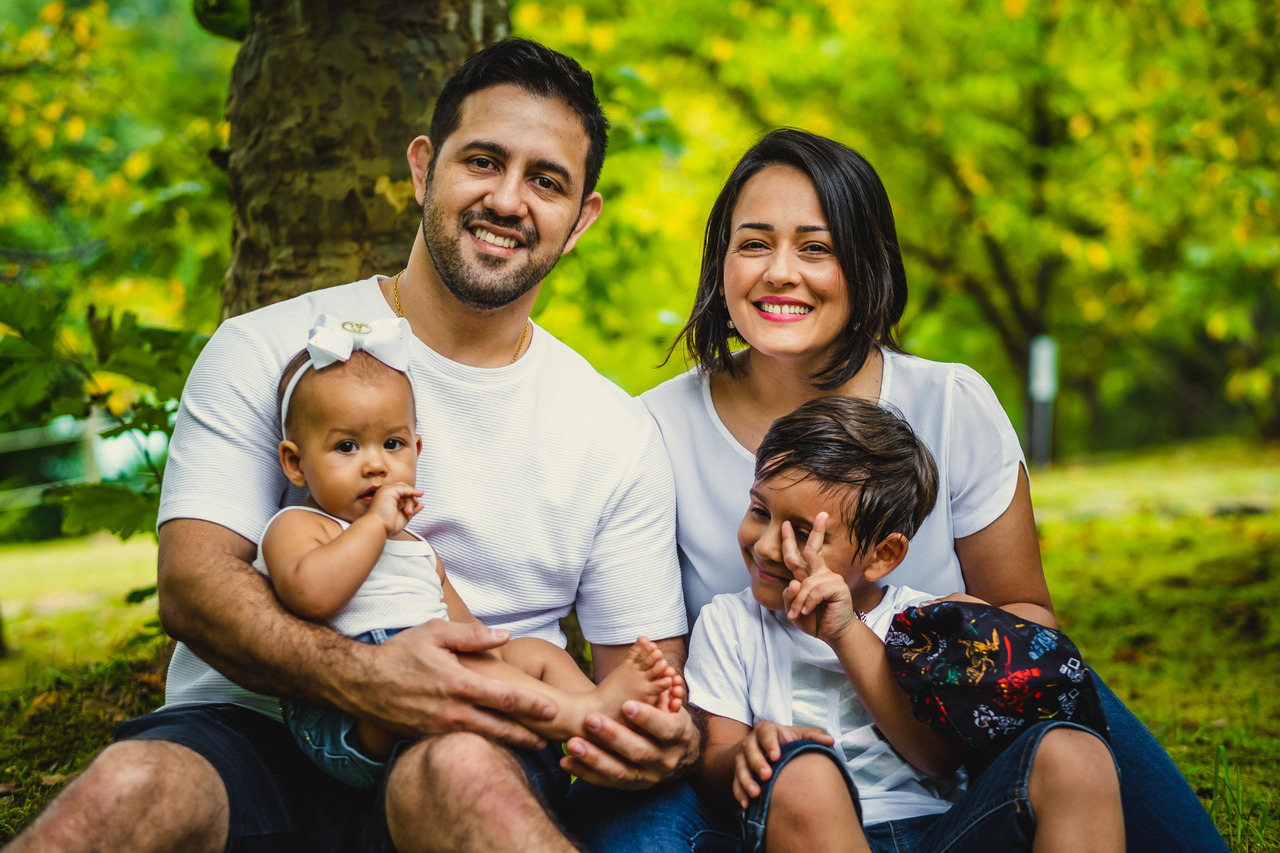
[558,638,699,788]
[559,699,700,789]
[354,619,559,748]
[731,721,834,810]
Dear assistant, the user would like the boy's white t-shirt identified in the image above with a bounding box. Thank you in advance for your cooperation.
[686,585,965,826]
[158,276,686,716]
[640,351,1026,625]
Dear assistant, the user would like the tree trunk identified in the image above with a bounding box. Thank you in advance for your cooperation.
[221,0,510,319]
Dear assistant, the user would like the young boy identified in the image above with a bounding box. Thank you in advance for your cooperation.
[686,396,1122,853]
[263,315,682,789]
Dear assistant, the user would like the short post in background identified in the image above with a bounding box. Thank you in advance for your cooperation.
[1027,335,1059,467]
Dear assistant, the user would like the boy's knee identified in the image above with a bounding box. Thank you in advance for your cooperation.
[768,752,852,820]
[1028,728,1118,801]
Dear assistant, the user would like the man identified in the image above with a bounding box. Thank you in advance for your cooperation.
[11,38,698,853]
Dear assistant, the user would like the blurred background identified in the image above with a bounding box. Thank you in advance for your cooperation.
[0,1,1275,845]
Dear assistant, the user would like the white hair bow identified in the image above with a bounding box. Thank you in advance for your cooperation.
[279,314,413,439]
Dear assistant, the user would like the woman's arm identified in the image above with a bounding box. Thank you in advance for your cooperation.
[955,466,1056,628]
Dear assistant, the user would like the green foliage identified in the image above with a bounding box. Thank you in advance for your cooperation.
[0,0,232,540]
[46,483,159,540]
[515,0,1280,449]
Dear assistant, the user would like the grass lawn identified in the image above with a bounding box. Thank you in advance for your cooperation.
[0,534,160,691]
[0,437,1277,848]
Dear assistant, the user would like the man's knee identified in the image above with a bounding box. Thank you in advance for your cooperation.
[389,732,525,802]
[387,734,563,853]
[11,739,227,851]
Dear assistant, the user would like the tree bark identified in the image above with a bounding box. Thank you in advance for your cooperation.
[221,0,510,319]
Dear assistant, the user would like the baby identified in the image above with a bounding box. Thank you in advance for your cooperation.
[263,315,681,789]
[686,396,1122,853]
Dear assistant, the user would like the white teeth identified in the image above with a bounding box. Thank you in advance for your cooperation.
[473,227,519,249]
[758,302,812,315]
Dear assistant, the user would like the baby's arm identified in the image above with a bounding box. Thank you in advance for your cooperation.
[261,483,422,621]
[781,518,959,778]
[698,714,833,812]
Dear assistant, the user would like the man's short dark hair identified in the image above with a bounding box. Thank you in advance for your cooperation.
[755,397,938,557]
[429,37,609,200]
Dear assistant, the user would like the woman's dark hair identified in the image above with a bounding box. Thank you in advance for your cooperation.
[429,37,609,200]
[755,397,937,557]
[672,129,908,390]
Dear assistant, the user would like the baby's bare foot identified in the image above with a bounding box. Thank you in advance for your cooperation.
[592,636,678,721]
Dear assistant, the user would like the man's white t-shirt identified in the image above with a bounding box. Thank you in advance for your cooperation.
[639,351,1026,625]
[160,276,687,717]
[685,585,964,826]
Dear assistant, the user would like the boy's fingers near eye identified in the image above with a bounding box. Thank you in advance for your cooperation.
[804,513,828,557]
[780,521,810,579]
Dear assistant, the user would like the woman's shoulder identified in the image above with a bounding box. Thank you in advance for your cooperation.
[639,367,704,409]
[639,368,711,430]
[883,351,1002,410]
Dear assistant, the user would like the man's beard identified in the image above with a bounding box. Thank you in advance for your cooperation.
[421,189,568,311]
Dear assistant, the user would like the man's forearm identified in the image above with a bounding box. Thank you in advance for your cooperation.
[158,518,371,712]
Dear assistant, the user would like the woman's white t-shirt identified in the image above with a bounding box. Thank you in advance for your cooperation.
[640,350,1025,625]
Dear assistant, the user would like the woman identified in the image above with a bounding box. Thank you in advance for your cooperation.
[636,129,1225,852]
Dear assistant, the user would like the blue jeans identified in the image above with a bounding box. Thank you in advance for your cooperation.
[566,671,1228,852]
[282,627,402,790]
[745,724,1109,853]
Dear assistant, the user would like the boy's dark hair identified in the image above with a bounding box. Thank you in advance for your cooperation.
[755,397,938,557]
[429,37,609,200]
[672,128,908,390]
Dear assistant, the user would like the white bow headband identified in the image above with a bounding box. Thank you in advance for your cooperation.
[279,314,413,440]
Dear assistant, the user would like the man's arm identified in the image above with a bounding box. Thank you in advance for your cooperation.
[158,518,555,744]
[559,637,700,787]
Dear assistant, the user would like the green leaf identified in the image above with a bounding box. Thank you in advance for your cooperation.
[45,483,159,541]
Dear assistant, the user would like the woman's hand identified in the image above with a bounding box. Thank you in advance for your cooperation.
[731,721,834,810]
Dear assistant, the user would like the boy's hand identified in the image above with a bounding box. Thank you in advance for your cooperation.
[732,721,834,810]
[368,482,422,537]
[780,514,859,644]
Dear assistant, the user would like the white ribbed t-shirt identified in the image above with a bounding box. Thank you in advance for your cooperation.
[159,276,686,716]
[639,351,1026,625]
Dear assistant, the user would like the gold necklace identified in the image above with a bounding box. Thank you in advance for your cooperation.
[392,269,530,364]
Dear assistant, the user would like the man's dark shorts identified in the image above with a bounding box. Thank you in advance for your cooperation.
[116,704,571,853]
